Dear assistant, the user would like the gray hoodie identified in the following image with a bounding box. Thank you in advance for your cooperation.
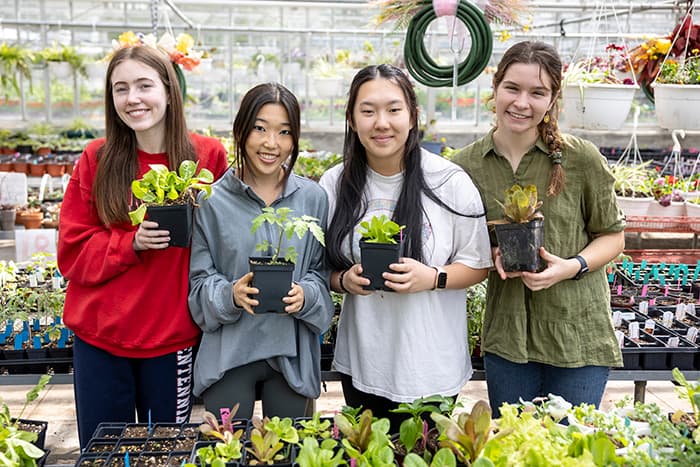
[188,169,333,398]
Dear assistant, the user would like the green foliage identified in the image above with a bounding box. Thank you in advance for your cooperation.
[672,367,700,422]
[199,403,245,442]
[493,184,543,224]
[195,433,243,466]
[250,207,325,264]
[334,409,395,467]
[296,438,346,467]
[566,431,623,466]
[37,43,88,78]
[466,280,487,355]
[0,375,51,467]
[431,400,493,465]
[404,448,457,467]
[294,152,342,181]
[657,56,700,84]
[358,214,405,244]
[297,412,333,440]
[391,396,457,455]
[0,42,34,99]
[609,162,654,197]
[128,160,215,225]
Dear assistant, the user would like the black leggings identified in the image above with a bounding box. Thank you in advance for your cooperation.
[202,360,308,419]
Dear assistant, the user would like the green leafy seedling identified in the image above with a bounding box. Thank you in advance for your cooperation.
[358,214,405,244]
[251,207,325,264]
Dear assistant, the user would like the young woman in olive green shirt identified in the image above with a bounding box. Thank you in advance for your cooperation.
[453,41,625,416]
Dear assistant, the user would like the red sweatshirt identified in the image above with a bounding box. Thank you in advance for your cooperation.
[58,133,229,358]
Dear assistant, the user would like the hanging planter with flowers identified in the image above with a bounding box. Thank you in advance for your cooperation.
[561,2,639,130]
[562,42,639,130]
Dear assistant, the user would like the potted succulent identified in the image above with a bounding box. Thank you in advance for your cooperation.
[357,214,405,291]
[490,184,544,273]
[249,206,325,313]
[128,160,214,247]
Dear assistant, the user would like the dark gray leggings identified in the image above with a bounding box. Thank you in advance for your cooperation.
[202,360,309,419]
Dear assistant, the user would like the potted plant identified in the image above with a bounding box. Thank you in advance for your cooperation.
[311,56,345,98]
[562,43,638,130]
[0,42,33,99]
[490,184,544,273]
[419,118,445,155]
[128,160,214,247]
[357,214,405,291]
[249,207,325,313]
[609,161,654,218]
[0,374,51,466]
[36,43,88,80]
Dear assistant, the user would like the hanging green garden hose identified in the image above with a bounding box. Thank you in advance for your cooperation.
[404,0,492,87]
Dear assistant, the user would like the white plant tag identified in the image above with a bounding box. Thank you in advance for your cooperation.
[644,319,655,334]
[675,304,686,321]
[686,327,698,343]
[629,322,640,339]
[51,276,62,290]
[28,274,37,287]
[688,304,696,316]
[662,311,674,328]
[615,330,625,347]
[621,312,636,321]
[667,336,680,347]
[612,311,622,328]
[639,301,649,313]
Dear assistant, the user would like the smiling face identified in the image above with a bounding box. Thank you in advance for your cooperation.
[243,103,294,184]
[350,77,414,175]
[494,62,555,138]
[110,58,169,148]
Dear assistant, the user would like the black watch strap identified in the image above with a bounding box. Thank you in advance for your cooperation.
[569,255,589,280]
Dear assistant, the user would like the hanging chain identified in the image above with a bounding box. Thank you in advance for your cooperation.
[150,0,159,35]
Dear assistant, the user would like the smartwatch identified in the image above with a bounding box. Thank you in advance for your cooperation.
[432,267,447,289]
[569,255,589,280]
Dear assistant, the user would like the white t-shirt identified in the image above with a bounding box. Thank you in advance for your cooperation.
[319,150,493,402]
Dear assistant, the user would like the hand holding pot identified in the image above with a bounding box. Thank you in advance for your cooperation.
[341,264,372,296]
[493,247,523,281]
[133,220,170,251]
[282,283,304,314]
[233,271,259,315]
[520,247,574,291]
[382,257,434,293]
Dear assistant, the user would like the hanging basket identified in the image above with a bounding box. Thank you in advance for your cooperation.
[652,83,700,130]
[562,83,638,130]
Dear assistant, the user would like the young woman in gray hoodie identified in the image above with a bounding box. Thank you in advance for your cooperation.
[188,83,333,418]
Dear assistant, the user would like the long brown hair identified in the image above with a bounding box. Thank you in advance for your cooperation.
[492,41,565,196]
[232,82,301,185]
[93,46,196,225]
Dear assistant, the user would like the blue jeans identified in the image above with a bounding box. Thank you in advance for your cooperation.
[484,353,610,418]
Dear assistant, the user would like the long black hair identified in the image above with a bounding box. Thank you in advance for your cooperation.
[326,64,482,271]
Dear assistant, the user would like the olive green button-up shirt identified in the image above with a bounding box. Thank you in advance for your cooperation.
[453,130,624,368]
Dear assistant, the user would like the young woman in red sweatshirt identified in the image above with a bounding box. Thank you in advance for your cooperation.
[57,45,228,449]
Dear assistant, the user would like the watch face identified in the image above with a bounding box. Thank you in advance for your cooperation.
[437,272,447,288]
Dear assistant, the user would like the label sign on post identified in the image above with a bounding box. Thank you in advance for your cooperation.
[14,229,57,262]
[0,172,28,206]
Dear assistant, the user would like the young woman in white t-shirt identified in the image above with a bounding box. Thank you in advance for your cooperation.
[319,64,492,430]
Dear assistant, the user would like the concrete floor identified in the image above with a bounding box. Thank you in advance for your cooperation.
[0,378,693,466]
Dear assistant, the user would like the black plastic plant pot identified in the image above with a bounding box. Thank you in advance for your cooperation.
[249,257,295,313]
[493,219,545,273]
[146,204,193,248]
[359,239,402,291]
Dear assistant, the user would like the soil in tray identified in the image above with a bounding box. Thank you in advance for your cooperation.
[122,425,150,438]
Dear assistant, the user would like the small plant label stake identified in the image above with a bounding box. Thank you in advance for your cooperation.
[612,311,622,328]
[638,301,649,313]
[686,327,698,343]
[628,321,640,339]
[662,311,674,328]
[644,319,655,334]
[615,330,625,347]
[668,336,680,348]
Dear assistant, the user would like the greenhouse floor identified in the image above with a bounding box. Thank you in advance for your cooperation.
[1,379,693,466]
